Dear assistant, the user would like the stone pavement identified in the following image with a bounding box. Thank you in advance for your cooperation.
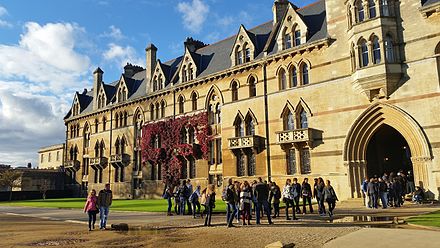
[324,228,440,248]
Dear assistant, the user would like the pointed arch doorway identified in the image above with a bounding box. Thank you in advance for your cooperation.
[344,103,432,198]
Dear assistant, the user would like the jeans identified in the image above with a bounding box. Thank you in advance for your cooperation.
[285,199,296,219]
[242,203,251,223]
[179,197,186,215]
[256,200,272,224]
[192,201,201,217]
[293,196,301,213]
[273,202,280,217]
[99,206,109,229]
[187,199,193,214]
[326,199,336,216]
[87,210,97,230]
[235,203,241,221]
[318,196,326,214]
[204,205,213,226]
[226,202,237,226]
[167,197,172,213]
[379,192,388,208]
[302,196,313,214]
[369,194,378,208]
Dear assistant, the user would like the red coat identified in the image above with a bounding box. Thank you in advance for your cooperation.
[84,196,98,212]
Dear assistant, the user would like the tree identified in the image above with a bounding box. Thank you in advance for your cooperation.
[38,179,50,200]
[0,170,22,201]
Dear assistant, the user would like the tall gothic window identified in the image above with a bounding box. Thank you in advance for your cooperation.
[178,96,184,114]
[356,0,365,22]
[161,101,165,118]
[385,35,394,63]
[360,40,369,67]
[248,76,256,97]
[235,117,244,137]
[231,81,239,101]
[286,149,296,175]
[284,110,295,130]
[300,148,311,174]
[299,109,308,129]
[245,116,255,136]
[279,68,287,90]
[236,151,245,176]
[155,103,160,119]
[294,29,301,46]
[150,104,154,120]
[284,32,292,49]
[368,0,376,18]
[372,36,381,64]
[301,64,309,85]
[247,151,256,176]
[291,67,298,87]
[191,92,197,111]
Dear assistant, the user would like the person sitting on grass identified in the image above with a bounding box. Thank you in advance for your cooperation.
[84,189,98,231]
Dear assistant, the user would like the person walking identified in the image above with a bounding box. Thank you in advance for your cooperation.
[223,178,237,227]
[301,178,313,214]
[163,180,174,216]
[317,177,326,216]
[323,180,338,218]
[189,185,201,218]
[173,184,180,214]
[84,189,98,231]
[367,178,378,209]
[97,183,113,230]
[282,179,296,220]
[292,178,302,214]
[177,180,189,215]
[254,177,273,225]
[240,181,253,225]
[204,184,216,227]
[269,182,281,218]
[186,179,193,215]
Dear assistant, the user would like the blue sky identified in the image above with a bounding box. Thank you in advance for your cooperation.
[0,0,314,167]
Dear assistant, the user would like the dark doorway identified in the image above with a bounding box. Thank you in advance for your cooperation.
[366,124,412,178]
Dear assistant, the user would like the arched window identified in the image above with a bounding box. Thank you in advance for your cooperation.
[191,92,198,111]
[236,46,243,65]
[188,126,195,144]
[84,124,90,148]
[115,138,120,155]
[291,67,298,87]
[150,104,154,120]
[182,65,187,82]
[299,109,308,129]
[380,0,390,16]
[244,43,251,63]
[118,89,122,102]
[94,119,99,133]
[360,39,369,67]
[234,117,244,137]
[153,76,158,91]
[356,0,365,22]
[100,140,105,157]
[180,127,188,144]
[122,87,127,101]
[348,6,353,28]
[368,0,376,18]
[115,113,119,128]
[279,68,287,90]
[161,101,165,118]
[102,116,107,131]
[248,76,256,97]
[284,30,292,49]
[231,81,239,101]
[384,35,394,63]
[94,142,100,157]
[124,111,128,126]
[216,103,221,124]
[372,36,381,64]
[294,29,301,46]
[178,96,184,114]
[155,103,160,119]
[301,64,309,85]
[284,110,295,130]
[246,151,256,176]
[188,63,194,80]
[158,75,163,90]
[245,116,255,136]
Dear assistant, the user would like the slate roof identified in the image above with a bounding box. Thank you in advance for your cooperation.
[421,0,440,7]
[66,0,328,120]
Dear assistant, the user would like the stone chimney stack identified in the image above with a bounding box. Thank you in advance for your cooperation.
[184,37,207,53]
[146,44,157,92]
[272,0,290,24]
[92,67,103,110]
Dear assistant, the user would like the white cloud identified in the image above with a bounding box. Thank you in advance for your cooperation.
[0,5,12,28]
[0,22,91,167]
[101,25,125,41]
[177,0,210,34]
[103,43,143,68]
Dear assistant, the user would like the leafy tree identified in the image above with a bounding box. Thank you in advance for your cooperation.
[0,170,21,201]
[38,179,50,200]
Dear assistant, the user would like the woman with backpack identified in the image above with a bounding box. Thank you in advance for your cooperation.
[240,180,253,225]
[204,184,216,227]
[282,179,296,220]
[189,185,201,218]
[301,178,313,214]
[323,180,338,218]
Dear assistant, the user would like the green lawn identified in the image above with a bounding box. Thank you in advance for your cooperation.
[0,198,227,213]
[407,210,440,228]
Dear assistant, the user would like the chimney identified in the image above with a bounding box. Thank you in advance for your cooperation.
[124,63,144,78]
[272,0,290,24]
[93,67,103,110]
[184,37,207,53]
[146,44,157,91]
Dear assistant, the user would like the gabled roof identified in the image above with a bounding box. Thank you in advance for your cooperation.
[422,0,440,7]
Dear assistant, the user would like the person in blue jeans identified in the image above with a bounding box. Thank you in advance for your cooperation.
[254,177,273,225]
[224,178,237,227]
[163,181,174,216]
[97,183,113,230]
[177,180,189,215]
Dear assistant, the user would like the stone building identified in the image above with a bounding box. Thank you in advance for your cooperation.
[64,0,440,199]
[38,144,65,169]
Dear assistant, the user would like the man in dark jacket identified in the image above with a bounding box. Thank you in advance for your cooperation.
[292,178,302,214]
[224,178,237,227]
[367,178,379,209]
[254,177,273,225]
[98,183,113,230]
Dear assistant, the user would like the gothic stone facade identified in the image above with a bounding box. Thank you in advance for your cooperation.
[64,0,440,199]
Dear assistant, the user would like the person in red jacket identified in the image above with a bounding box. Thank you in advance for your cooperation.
[84,189,98,231]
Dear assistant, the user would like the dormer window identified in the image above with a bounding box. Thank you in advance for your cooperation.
[236,46,243,65]
[284,32,292,49]
[188,63,194,81]
[182,65,187,82]
[231,26,256,66]
[153,76,158,91]
[117,86,127,102]
[158,75,163,90]
[180,56,197,83]
[294,29,301,46]
[245,47,251,63]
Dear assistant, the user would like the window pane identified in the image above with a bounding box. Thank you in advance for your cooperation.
[361,42,369,67]
[300,110,308,128]
[285,34,292,49]
[247,151,256,176]
[357,1,364,22]
[287,149,296,175]
[237,151,245,176]
[373,37,381,64]
[302,64,309,85]
[291,67,298,87]
[301,148,311,174]
[369,0,376,18]
[294,30,301,46]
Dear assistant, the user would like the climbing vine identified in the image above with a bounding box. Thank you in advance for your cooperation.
[141,112,211,185]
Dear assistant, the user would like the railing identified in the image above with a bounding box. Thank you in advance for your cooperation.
[64,160,80,171]
[110,154,129,164]
[228,135,263,149]
[276,128,312,144]
[89,157,108,166]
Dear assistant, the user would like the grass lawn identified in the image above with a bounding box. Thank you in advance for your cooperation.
[0,198,228,213]
[406,210,440,228]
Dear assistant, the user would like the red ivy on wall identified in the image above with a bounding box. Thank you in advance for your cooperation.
[140,112,211,185]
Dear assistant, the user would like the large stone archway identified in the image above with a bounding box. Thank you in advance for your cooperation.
[344,103,432,198]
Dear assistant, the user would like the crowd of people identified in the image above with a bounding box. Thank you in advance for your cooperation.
[163,176,339,227]
[361,170,423,209]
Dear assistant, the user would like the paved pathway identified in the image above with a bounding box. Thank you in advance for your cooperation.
[325,228,440,248]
